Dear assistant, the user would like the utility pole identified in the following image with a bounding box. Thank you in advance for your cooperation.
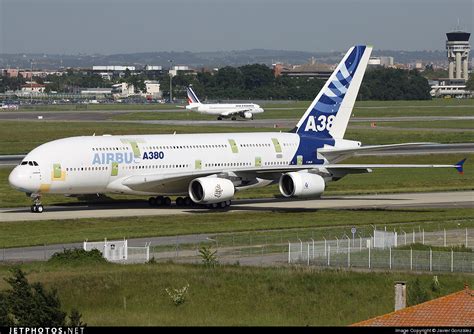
[168,59,173,103]
[30,59,34,103]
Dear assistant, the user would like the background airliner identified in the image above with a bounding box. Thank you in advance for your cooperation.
[9,45,464,213]
[185,86,264,120]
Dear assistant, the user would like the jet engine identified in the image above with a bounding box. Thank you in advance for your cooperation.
[243,111,253,119]
[279,172,325,198]
[189,177,235,204]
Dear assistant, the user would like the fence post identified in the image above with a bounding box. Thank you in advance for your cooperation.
[327,245,331,266]
[368,245,371,269]
[336,237,339,253]
[413,229,415,244]
[429,248,432,272]
[298,238,303,259]
[288,242,291,264]
[346,235,351,268]
[359,234,362,251]
[451,249,453,273]
[307,243,310,266]
[403,231,407,245]
[410,248,413,271]
[311,239,315,259]
[324,237,327,257]
[389,247,392,269]
[422,229,425,245]
[444,229,447,247]
[466,228,468,248]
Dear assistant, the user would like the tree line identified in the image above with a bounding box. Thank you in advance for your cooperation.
[1,66,433,100]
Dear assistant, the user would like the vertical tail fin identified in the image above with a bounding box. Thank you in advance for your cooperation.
[186,86,201,104]
[295,45,372,139]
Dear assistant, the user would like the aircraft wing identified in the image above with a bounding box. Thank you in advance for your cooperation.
[318,142,437,163]
[120,158,464,193]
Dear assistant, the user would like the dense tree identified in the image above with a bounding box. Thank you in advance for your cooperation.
[466,74,474,91]
[360,68,431,100]
[0,268,84,326]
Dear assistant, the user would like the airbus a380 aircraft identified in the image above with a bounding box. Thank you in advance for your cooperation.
[9,45,465,213]
[185,86,264,120]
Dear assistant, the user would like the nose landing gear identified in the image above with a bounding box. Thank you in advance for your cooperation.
[30,195,44,213]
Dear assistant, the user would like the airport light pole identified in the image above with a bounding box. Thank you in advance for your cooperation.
[168,59,173,103]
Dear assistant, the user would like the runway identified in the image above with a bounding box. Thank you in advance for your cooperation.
[0,109,473,128]
[0,191,472,222]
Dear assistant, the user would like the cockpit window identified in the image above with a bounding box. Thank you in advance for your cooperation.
[33,161,38,166]
[21,161,27,165]
[28,161,34,166]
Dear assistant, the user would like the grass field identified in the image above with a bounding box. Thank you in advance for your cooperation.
[1,154,471,208]
[1,207,473,248]
[0,262,471,326]
[374,120,474,130]
[0,117,472,155]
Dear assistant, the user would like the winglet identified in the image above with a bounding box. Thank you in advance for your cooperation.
[455,158,466,174]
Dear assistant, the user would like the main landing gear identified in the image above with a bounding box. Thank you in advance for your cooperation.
[30,195,44,213]
[147,196,231,209]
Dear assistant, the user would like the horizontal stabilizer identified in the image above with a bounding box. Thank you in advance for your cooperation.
[455,158,467,174]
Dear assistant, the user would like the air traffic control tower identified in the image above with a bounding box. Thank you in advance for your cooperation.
[446,30,470,82]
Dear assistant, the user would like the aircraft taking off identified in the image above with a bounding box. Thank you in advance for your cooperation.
[9,45,465,213]
[185,86,264,120]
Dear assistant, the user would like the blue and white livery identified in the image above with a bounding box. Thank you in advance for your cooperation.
[9,45,464,213]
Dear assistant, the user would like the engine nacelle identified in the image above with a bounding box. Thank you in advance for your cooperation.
[243,111,253,119]
[279,172,325,198]
[188,177,235,204]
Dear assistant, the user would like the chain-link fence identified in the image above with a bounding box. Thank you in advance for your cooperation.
[288,228,474,273]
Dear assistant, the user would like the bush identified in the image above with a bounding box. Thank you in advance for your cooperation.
[198,246,218,268]
[48,248,107,265]
[165,284,190,306]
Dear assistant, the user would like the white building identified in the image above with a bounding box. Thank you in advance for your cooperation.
[143,80,161,98]
[112,82,135,97]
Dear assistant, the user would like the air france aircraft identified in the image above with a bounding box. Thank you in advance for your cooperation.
[185,86,264,120]
[9,45,465,213]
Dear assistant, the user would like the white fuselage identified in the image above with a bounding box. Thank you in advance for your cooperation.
[185,103,264,117]
[9,132,330,197]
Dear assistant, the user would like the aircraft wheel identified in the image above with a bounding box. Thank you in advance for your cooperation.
[225,200,231,207]
[210,203,218,209]
[219,201,227,208]
[30,205,36,213]
[36,205,44,213]
[231,117,236,121]
[217,116,222,120]
[163,197,172,206]
[176,197,184,206]
[155,196,164,206]
[148,197,157,206]
[184,197,193,206]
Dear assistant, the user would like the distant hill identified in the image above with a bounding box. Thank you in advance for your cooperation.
[0,49,446,70]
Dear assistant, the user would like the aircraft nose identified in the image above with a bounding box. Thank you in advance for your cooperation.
[9,166,39,193]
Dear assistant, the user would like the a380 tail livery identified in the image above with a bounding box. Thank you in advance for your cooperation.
[185,85,264,120]
[9,45,465,213]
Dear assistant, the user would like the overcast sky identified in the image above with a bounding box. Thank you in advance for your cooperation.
[0,0,472,54]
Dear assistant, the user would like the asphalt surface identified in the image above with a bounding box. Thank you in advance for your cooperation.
[1,191,473,263]
[1,191,472,223]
